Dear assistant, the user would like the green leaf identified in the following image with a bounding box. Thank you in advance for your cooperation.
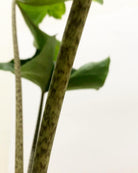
[0,62,14,73]
[18,2,61,49]
[0,50,41,74]
[0,3,58,92]
[0,57,110,92]
[17,0,69,6]
[21,36,56,91]
[18,0,61,91]
[17,0,103,6]
[18,4,49,49]
[18,2,66,25]
[0,0,108,92]
[68,57,110,90]
[93,0,103,4]
[0,51,40,74]
[54,40,60,61]
[46,3,66,19]
[0,44,55,92]
[0,43,55,92]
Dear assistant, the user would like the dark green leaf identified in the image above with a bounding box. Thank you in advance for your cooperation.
[68,57,110,90]
[21,36,56,91]
[0,50,41,74]
[0,39,55,92]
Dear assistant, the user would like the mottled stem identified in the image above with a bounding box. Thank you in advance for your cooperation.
[12,0,24,173]
[32,0,92,172]
[27,91,45,173]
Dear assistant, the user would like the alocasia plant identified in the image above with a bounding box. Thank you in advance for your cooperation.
[0,0,110,172]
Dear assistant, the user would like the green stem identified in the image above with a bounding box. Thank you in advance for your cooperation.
[32,0,92,172]
[27,91,45,173]
[12,0,24,173]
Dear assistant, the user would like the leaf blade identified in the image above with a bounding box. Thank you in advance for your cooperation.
[68,57,110,90]
[21,36,56,91]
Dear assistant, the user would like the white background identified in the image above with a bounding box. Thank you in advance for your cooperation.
[0,0,138,172]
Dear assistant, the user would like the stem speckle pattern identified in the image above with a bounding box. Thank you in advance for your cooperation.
[32,0,92,172]
[12,0,24,173]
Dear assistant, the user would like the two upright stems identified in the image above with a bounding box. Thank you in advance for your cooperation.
[12,0,92,172]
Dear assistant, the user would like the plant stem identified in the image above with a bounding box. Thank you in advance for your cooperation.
[12,0,24,173]
[27,91,45,173]
[31,0,92,172]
